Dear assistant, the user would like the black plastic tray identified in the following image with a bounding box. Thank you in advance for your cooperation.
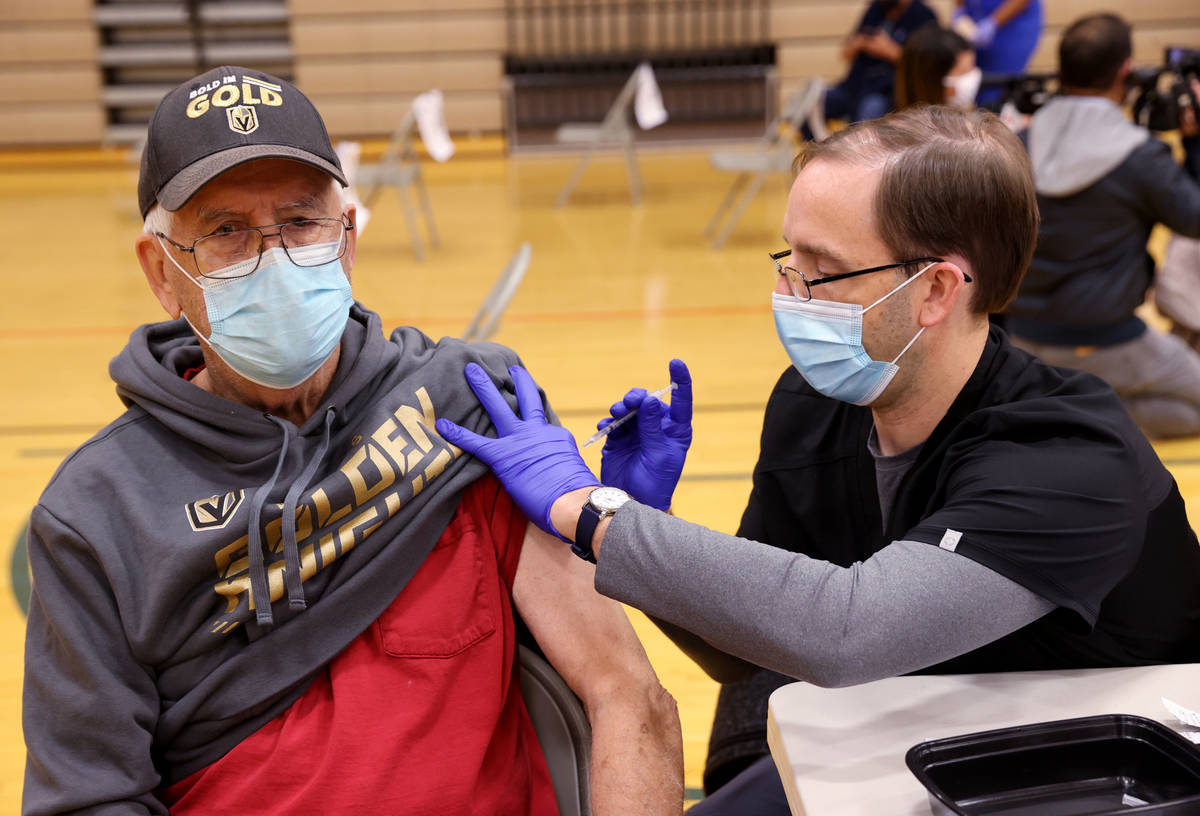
[906,714,1200,815]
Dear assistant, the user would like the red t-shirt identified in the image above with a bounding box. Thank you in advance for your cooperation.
[162,475,560,815]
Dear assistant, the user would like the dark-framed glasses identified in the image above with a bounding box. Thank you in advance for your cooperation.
[158,214,354,280]
[769,249,965,301]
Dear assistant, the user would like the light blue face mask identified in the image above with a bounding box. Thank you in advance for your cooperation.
[772,262,935,406]
[160,240,353,389]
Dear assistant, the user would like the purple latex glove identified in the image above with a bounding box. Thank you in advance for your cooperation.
[973,16,997,49]
[599,359,692,511]
[435,363,599,539]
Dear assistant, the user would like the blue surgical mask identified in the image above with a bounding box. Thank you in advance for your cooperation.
[772,262,935,406]
[160,240,353,389]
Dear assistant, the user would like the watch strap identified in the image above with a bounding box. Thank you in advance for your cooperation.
[571,502,601,563]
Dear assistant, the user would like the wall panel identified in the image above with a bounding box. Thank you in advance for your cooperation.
[292,14,505,57]
[0,2,100,146]
[0,66,100,104]
[290,0,505,138]
[1026,23,1200,73]
[2,0,1195,146]
[0,23,96,66]
[0,0,91,23]
[0,107,104,146]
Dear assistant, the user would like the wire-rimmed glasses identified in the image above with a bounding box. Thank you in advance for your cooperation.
[158,215,354,280]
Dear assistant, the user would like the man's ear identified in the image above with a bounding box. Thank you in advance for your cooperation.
[135,233,182,319]
[1117,57,1134,91]
[342,201,357,274]
[917,259,970,329]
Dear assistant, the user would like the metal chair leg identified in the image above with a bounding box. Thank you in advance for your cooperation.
[556,150,595,208]
[623,143,644,204]
[396,184,426,261]
[712,171,767,249]
[414,171,440,248]
[704,173,750,238]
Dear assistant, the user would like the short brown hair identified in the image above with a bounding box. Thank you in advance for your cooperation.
[1058,13,1132,91]
[895,24,971,109]
[796,105,1038,314]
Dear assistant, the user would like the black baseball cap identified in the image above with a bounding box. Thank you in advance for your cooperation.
[138,65,346,217]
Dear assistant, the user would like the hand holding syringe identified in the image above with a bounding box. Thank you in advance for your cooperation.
[583,359,692,512]
[583,383,677,447]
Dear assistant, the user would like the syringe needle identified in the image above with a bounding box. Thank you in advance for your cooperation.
[582,382,677,447]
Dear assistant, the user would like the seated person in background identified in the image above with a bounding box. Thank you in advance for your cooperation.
[1157,234,1200,352]
[823,0,938,123]
[1006,13,1200,438]
[895,24,980,109]
[951,0,1043,105]
[21,65,683,816]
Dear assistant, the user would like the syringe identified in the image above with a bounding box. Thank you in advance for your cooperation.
[582,382,677,447]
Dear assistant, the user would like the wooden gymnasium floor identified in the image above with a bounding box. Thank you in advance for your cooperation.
[3,138,1200,811]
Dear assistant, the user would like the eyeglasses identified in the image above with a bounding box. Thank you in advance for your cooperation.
[770,250,964,302]
[158,215,354,280]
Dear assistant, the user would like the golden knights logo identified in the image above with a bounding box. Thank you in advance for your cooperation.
[227,105,258,134]
[186,490,245,532]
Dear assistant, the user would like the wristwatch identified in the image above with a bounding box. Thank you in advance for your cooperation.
[571,486,631,563]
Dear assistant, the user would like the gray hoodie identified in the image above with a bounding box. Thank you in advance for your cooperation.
[1007,95,1200,346]
[23,304,528,815]
[1027,95,1148,197]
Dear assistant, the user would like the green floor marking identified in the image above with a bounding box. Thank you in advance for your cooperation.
[11,523,29,615]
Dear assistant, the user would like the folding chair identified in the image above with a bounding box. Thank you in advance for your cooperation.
[554,67,651,208]
[703,77,829,249]
[356,109,440,261]
[462,243,531,343]
[518,644,592,816]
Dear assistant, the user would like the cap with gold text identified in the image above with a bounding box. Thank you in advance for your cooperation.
[137,65,346,217]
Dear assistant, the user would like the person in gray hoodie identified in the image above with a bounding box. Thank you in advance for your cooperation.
[1006,13,1200,437]
[22,65,683,815]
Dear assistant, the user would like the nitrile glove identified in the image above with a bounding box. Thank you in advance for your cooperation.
[435,363,599,539]
[974,16,997,49]
[599,359,692,511]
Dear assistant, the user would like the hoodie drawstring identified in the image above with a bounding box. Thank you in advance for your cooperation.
[246,407,336,627]
[280,407,336,611]
[247,416,292,627]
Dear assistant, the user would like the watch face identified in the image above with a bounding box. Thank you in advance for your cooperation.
[590,486,632,513]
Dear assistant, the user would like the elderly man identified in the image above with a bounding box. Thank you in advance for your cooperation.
[439,106,1200,815]
[22,66,682,815]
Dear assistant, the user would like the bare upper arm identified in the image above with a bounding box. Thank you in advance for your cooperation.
[512,521,661,704]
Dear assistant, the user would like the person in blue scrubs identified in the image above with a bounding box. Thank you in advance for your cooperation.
[953,0,1043,103]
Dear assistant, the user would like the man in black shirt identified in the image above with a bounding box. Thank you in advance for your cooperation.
[440,106,1200,816]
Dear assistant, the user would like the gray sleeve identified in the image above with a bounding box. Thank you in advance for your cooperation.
[23,507,165,815]
[595,502,1056,688]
